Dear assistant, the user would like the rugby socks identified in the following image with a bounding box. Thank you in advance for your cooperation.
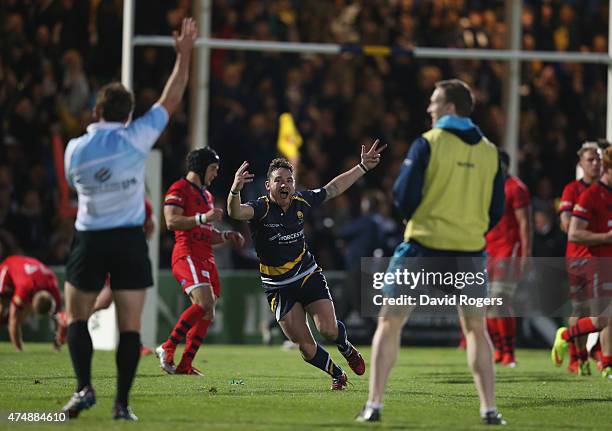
[163,303,206,351]
[486,318,502,352]
[67,321,93,392]
[177,319,211,370]
[562,318,599,341]
[569,341,579,364]
[498,317,516,357]
[305,344,344,378]
[116,331,140,407]
[334,320,350,354]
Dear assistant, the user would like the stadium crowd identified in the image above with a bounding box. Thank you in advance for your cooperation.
[0,0,608,270]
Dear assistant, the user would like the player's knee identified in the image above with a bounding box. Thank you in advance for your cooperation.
[317,322,338,340]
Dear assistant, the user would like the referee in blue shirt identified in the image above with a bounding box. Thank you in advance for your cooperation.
[61,18,197,421]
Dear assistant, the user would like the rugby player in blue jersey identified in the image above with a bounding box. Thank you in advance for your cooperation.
[228,141,385,389]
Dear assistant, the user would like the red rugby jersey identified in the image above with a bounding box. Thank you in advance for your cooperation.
[486,175,531,257]
[164,178,215,264]
[560,179,591,258]
[0,256,60,309]
[572,181,612,257]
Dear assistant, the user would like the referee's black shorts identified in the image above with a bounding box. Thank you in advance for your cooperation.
[66,226,152,292]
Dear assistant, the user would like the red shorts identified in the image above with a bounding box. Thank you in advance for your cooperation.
[486,243,522,282]
[566,258,591,301]
[172,256,220,297]
[487,257,522,282]
[567,258,612,301]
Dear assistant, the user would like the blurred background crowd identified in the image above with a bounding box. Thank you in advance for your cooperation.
[0,0,607,271]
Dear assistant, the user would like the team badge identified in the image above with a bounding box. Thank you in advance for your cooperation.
[297,210,304,219]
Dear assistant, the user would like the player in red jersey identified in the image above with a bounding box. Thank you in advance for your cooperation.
[0,255,64,351]
[551,145,612,379]
[558,142,602,374]
[156,148,244,375]
[485,151,531,367]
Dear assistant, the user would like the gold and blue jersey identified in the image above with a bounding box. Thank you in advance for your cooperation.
[246,189,327,290]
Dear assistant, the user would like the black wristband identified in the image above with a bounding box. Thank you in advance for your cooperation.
[358,162,369,173]
[230,190,239,196]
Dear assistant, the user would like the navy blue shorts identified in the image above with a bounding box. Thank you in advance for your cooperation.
[266,270,332,321]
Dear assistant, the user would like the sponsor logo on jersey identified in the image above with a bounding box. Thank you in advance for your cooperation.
[94,167,112,183]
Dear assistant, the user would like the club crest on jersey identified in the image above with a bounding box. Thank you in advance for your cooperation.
[297,210,304,220]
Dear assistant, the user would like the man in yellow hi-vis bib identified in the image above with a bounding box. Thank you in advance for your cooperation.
[356,79,506,426]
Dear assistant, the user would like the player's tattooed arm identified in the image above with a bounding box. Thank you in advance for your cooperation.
[323,139,385,202]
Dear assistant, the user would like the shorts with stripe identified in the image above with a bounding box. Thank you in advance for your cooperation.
[265,269,332,321]
[172,256,220,297]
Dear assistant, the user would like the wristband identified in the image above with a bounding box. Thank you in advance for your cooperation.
[195,213,208,225]
[230,190,240,196]
[358,162,369,173]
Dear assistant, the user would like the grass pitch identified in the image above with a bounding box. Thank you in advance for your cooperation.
[0,343,610,430]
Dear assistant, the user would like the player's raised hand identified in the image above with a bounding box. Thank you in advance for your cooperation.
[361,139,387,171]
[225,231,245,248]
[173,17,197,55]
[231,161,255,192]
[206,207,224,222]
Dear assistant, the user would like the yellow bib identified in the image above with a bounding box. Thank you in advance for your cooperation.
[404,128,499,251]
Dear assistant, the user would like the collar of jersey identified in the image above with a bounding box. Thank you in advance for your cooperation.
[87,121,125,133]
[182,177,209,201]
[598,180,612,192]
[435,115,476,131]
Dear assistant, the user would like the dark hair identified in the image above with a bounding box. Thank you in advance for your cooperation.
[95,82,134,122]
[434,79,475,116]
[267,158,294,179]
[186,147,220,177]
[499,150,510,170]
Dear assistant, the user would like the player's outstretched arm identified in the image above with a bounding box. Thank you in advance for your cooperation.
[164,205,223,231]
[158,17,197,115]
[227,161,256,220]
[568,217,612,245]
[323,139,385,202]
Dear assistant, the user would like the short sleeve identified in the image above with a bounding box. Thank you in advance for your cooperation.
[299,188,328,207]
[122,104,169,154]
[164,184,186,209]
[572,191,593,222]
[11,284,28,308]
[511,183,530,210]
[245,198,269,221]
[558,184,576,213]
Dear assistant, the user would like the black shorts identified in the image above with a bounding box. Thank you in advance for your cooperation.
[66,227,152,292]
[266,270,332,321]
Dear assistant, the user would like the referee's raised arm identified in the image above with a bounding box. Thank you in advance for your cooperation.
[158,17,197,115]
